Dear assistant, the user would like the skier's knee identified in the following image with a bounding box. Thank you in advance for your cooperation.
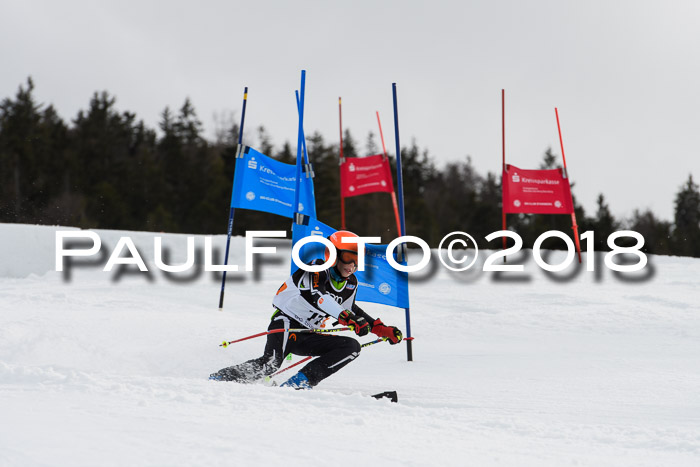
[347,337,361,356]
[336,336,361,358]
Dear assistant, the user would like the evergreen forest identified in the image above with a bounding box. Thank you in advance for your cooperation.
[2,78,699,257]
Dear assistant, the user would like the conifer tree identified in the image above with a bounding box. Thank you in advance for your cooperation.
[672,175,700,257]
[0,77,70,223]
[629,209,672,255]
[589,194,619,250]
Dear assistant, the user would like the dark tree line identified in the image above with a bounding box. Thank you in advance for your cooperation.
[2,78,699,257]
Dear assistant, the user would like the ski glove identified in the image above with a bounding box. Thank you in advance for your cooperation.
[371,319,403,344]
[338,310,370,337]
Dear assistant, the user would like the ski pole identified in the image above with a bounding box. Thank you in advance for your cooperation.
[265,337,389,381]
[220,327,352,347]
[361,337,388,348]
[267,356,313,379]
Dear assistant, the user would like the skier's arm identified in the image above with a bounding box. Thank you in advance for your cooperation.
[353,301,403,345]
[337,309,370,336]
[351,302,376,325]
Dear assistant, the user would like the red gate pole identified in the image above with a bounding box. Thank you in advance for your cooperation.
[502,89,507,259]
[555,107,582,263]
[377,111,402,237]
[339,97,346,230]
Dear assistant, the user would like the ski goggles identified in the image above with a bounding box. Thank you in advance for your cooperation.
[337,250,358,266]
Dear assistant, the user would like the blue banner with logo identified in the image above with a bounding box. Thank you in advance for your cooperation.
[291,218,409,309]
[230,146,316,219]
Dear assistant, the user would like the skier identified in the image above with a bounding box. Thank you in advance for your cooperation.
[209,230,403,389]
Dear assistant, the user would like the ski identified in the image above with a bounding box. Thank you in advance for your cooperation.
[371,391,398,403]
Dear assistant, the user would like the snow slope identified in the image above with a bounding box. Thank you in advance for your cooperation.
[1,223,699,466]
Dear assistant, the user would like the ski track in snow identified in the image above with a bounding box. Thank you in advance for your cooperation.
[1,224,699,466]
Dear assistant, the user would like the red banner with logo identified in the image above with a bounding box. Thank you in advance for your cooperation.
[502,164,574,214]
[340,154,394,198]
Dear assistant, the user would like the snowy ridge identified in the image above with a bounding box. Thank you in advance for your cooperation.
[1,223,699,466]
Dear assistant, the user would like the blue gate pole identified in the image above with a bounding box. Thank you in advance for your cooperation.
[392,83,413,362]
[295,91,310,166]
[219,86,249,310]
[293,71,306,225]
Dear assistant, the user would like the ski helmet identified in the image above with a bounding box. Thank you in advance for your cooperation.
[325,230,359,265]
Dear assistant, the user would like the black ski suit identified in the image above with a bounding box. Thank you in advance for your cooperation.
[211,260,376,386]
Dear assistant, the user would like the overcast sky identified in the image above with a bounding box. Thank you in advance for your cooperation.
[3,0,699,223]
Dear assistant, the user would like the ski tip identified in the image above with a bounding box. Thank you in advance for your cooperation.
[371,390,398,403]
